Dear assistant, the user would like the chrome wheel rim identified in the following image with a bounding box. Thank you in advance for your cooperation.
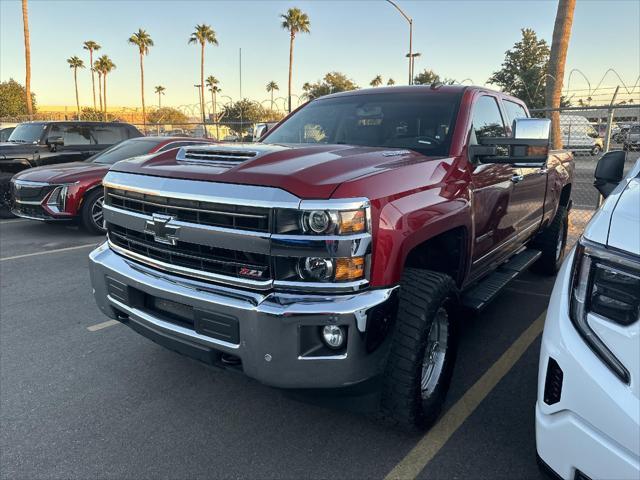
[420,307,449,399]
[92,196,104,229]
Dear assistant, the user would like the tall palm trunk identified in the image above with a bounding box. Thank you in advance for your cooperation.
[21,0,33,117]
[200,43,207,136]
[139,52,146,127]
[103,74,108,121]
[545,0,576,149]
[97,72,103,113]
[214,92,219,139]
[90,51,96,109]
[287,33,294,113]
[158,92,162,109]
[73,67,80,116]
[271,90,274,110]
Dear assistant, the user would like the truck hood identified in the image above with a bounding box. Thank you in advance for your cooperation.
[12,161,109,184]
[584,159,640,256]
[110,143,443,199]
[0,142,38,158]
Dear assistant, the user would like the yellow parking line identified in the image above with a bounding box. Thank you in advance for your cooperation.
[384,310,547,480]
[87,319,120,332]
[0,243,97,262]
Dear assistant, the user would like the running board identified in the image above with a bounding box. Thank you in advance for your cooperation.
[462,249,542,311]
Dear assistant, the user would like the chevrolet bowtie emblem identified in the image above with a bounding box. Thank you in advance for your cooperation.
[144,213,180,246]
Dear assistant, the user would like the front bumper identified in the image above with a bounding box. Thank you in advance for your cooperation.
[89,242,398,389]
[536,249,640,480]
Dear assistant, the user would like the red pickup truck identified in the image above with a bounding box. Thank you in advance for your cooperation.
[89,85,573,430]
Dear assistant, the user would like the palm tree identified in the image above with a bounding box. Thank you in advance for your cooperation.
[387,78,396,86]
[266,81,279,110]
[154,85,165,108]
[205,75,219,121]
[280,8,310,113]
[21,0,33,117]
[96,55,116,120]
[370,75,383,87]
[189,24,218,133]
[545,0,576,149]
[128,29,154,126]
[94,60,103,113]
[83,41,101,109]
[67,56,85,116]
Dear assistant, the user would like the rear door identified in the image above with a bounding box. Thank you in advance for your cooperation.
[42,123,97,164]
[501,99,547,239]
[89,124,130,152]
[469,95,521,278]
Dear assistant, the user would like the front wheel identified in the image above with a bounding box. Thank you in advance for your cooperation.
[591,145,602,155]
[532,205,568,275]
[80,189,106,235]
[379,269,458,431]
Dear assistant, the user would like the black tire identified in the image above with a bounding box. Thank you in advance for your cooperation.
[531,205,568,275]
[379,269,458,431]
[80,188,106,235]
[0,173,15,219]
[591,145,602,156]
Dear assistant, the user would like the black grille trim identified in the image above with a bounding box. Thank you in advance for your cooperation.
[106,188,271,232]
[543,357,563,405]
[108,223,271,282]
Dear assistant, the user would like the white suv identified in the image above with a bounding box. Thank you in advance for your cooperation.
[536,151,640,480]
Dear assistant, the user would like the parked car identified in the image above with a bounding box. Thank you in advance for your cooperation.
[10,136,216,233]
[560,114,604,155]
[0,126,15,142]
[0,121,142,218]
[536,151,639,480]
[88,85,574,430]
[623,124,640,151]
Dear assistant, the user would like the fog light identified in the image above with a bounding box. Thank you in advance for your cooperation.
[321,325,346,349]
[297,257,335,281]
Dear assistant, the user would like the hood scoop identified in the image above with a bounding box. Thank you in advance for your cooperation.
[176,146,259,167]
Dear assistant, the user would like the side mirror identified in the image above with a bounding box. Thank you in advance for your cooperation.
[252,123,270,142]
[46,136,64,147]
[594,150,626,198]
[476,118,551,166]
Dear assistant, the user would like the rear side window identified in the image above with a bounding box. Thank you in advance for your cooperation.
[49,124,92,145]
[502,100,529,125]
[472,96,507,139]
[90,125,129,144]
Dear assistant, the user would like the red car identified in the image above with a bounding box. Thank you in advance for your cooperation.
[10,136,215,234]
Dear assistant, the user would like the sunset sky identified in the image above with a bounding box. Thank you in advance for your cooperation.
[1,0,638,110]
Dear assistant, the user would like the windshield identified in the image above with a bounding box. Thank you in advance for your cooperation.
[264,92,462,156]
[7,124,46,144]
[89,138,161,164]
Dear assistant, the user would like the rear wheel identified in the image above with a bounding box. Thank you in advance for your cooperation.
[591,145,602,155]
[532,205,568,275]
[0,173,15,219]
[379,269,458,431]
[80,189,105,235]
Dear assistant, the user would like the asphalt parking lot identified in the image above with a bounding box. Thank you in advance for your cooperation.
[0,218,558,480]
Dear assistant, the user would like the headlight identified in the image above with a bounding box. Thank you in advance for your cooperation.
[296,256,365,282]
[570,238,640,383]
[276,208,368,235]
[45,184,70,212]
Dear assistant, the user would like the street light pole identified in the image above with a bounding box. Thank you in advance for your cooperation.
[386,0,413,85]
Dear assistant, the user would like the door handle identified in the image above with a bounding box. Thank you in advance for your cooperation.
[511,174,524,184]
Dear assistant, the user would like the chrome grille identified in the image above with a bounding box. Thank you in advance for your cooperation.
[105,188,271,232]
[108,223,271,282]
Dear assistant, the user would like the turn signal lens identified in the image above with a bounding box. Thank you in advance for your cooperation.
[338,209,367,234]
[334,257,365,282]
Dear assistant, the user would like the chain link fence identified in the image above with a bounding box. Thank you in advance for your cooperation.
[530,104,640,246]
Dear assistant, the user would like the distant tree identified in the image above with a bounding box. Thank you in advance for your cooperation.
[413,69,440,85]
[387,78,396,86]
[488,28,550,109]
[67,56,85,115]
[205,76,221,138]
[95,55,116,119]
[281,7,310,112]
[94,60,103,112]
[302,72,358,100]
[21,0,33,117]
[147,107,188,124]
[77,107,102,121]
[83,41,101,109]
[266,81,279,109]
[154,85,165,108]
[221,99,266,135]
[370,75,383,87]
[0,79,36,117]
[545,0,576,149]
[128,28,154,125]
[189,24,218,132]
